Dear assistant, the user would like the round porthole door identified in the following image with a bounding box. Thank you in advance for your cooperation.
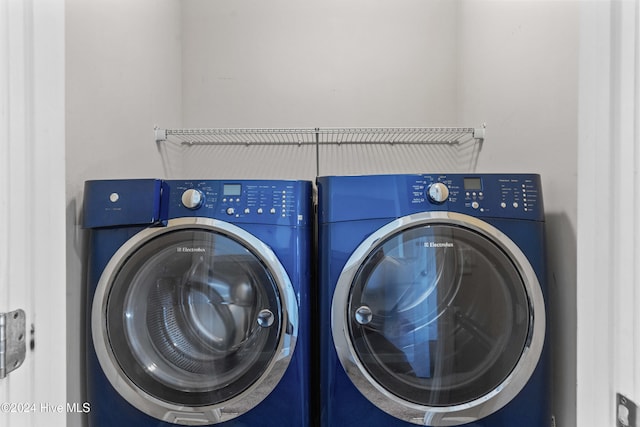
[92,217,297,425]
[332,212,545,426]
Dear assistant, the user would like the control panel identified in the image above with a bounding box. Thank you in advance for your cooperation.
[409,174,543,219]
[317,174,544,224]
[167,180,308,225]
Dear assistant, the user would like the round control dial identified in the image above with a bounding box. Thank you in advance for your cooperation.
[181,189,204,210]
[427,182,450,204]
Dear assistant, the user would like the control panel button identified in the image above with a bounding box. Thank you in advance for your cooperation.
[181,189,204,210]
[427,183,450,204]
[472,201,480,209]
[244,208,250,214]
[226,207,235,215]
[257,208,263,214]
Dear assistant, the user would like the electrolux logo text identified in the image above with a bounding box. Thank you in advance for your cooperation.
[177,247,206,253]
[424,242,454,248]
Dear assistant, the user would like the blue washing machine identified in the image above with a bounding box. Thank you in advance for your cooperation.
[84,179,312,427]
[317,174,550,427]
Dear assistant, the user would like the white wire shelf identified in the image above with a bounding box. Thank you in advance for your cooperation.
[154,126,485,180]
[155,127,317,146]
[316,127,484,145]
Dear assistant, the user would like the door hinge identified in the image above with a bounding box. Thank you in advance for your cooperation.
[0,309,26,379]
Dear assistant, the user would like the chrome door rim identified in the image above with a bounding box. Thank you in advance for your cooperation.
[92,217,298,425]
[331,211,545,426]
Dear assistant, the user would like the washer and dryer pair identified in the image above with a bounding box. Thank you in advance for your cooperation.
[84,174,550,427]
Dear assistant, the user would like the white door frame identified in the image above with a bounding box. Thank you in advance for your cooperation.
[0,0,66,425]
[577,0,640,425]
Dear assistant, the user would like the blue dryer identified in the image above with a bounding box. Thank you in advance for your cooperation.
[84,179,312,427]
[317,174,550,427]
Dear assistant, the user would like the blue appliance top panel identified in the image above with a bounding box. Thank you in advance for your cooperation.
[84,179,313,228]
[317,174,544,223]
[83,179,164,229]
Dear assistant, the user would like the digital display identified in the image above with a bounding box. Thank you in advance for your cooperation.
[464,177,482,190]
[223,184,242,196]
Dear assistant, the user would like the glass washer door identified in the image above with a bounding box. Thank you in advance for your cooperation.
[92,217,298,425]
[332,212,545,426]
